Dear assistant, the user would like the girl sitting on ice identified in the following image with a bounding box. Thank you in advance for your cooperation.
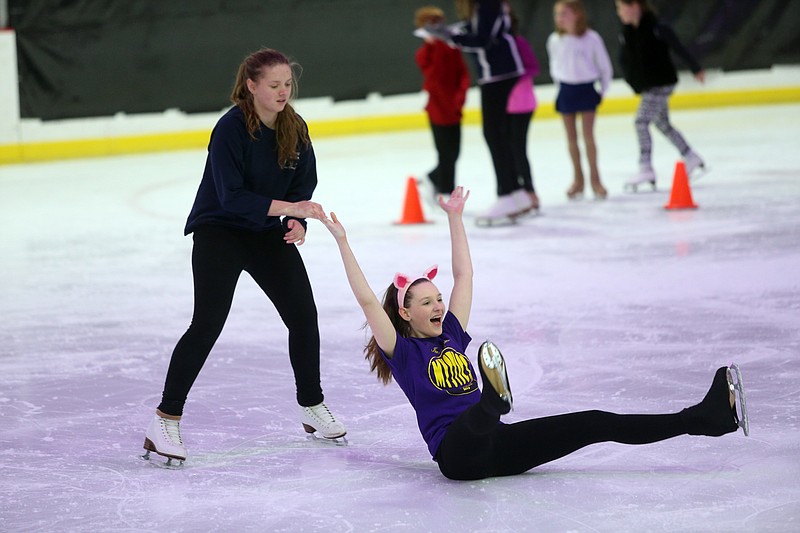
[321,186,747,480]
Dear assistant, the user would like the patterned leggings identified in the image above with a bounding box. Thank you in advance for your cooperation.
[635,85,691,165]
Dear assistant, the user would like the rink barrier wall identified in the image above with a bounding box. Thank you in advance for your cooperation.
[1,85,798,166]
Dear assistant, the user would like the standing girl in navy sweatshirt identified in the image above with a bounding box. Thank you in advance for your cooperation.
[142,48,345,465]
[616,0,706,191]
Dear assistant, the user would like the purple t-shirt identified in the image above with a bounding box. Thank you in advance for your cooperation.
[380,312,480,458]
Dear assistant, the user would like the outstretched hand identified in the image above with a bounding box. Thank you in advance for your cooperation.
[321,211,347,241]
[438,186,470,215]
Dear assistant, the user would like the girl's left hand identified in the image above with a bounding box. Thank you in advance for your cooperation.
[284,218,306,245]
[439,186,470,214]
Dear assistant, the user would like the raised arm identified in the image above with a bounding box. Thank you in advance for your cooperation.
[321,213,397,356]
[439,187,473,329]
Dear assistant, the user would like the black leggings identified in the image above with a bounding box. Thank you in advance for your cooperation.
[508,111,535,193]
[480,77,521,196]
[436,390,686,481]
[428,122,461,194]
[158,225,323,416]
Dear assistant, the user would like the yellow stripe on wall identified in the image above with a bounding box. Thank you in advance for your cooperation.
[1,86,798,165]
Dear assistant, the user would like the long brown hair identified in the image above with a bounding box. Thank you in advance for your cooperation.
[364,280,429,384]
[230,48,309,168]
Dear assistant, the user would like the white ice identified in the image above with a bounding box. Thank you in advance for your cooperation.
[1,102,799,532]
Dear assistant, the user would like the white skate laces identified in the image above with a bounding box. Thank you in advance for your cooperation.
[300,402,347,440]
[143,414,187,464]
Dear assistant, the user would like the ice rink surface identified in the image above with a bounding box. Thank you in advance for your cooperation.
[2,102,799,532]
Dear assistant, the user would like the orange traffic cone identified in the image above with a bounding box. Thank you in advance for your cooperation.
[664,161,698,210]
[395,176,431,224]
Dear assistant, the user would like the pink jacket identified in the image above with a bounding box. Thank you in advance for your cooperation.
[507,35,540,113]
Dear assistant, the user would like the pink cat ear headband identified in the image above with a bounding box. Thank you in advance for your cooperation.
[393,265,438,309]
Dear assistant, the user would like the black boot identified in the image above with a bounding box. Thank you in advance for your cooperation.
[680,367,739,437]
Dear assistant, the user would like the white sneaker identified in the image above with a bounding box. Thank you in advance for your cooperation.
[300,402,347,439]
[143,414,187,461]
[624,164,657,192]
[684,150,706,177]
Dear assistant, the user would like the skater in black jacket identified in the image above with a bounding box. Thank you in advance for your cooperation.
[616,0,707,191]
[426,0,535,224]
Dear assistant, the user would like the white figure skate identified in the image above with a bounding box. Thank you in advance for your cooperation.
[684,150,707,179]
[141,414,186,467]
[301,402,348,445]
[728,363,750,436]
[624,164,657,192]
[510,189,538,218]
[475,192,530,227]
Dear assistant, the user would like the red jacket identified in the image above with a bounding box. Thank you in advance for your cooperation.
[415,40,471,126]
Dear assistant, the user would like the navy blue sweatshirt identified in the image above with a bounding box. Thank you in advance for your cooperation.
[184,106,316,235]
[449,0,523,85]
[618,12,702,94]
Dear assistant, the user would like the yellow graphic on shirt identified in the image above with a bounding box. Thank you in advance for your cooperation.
[428,347,478,396]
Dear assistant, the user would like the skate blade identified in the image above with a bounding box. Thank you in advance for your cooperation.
[140,450,185,469]
[474,215,517,227]
[306,433,349,446]
[624,181,656,193]
[728,363,750,436]
[479,341,514,409]
[688,166,709,181]
[302,423,348,446]
[513,207,541,219]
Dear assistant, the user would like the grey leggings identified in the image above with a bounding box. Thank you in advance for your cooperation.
[636,84,691,165]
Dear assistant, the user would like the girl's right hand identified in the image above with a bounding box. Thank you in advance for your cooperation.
[439,186,470,214]
[321,211,347,240]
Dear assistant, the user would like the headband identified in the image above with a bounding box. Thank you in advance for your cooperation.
[393,265,438,309]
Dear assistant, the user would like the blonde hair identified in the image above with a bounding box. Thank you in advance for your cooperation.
[230,48,309,168]
[415,6,445,28]
[554,0,589,36]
